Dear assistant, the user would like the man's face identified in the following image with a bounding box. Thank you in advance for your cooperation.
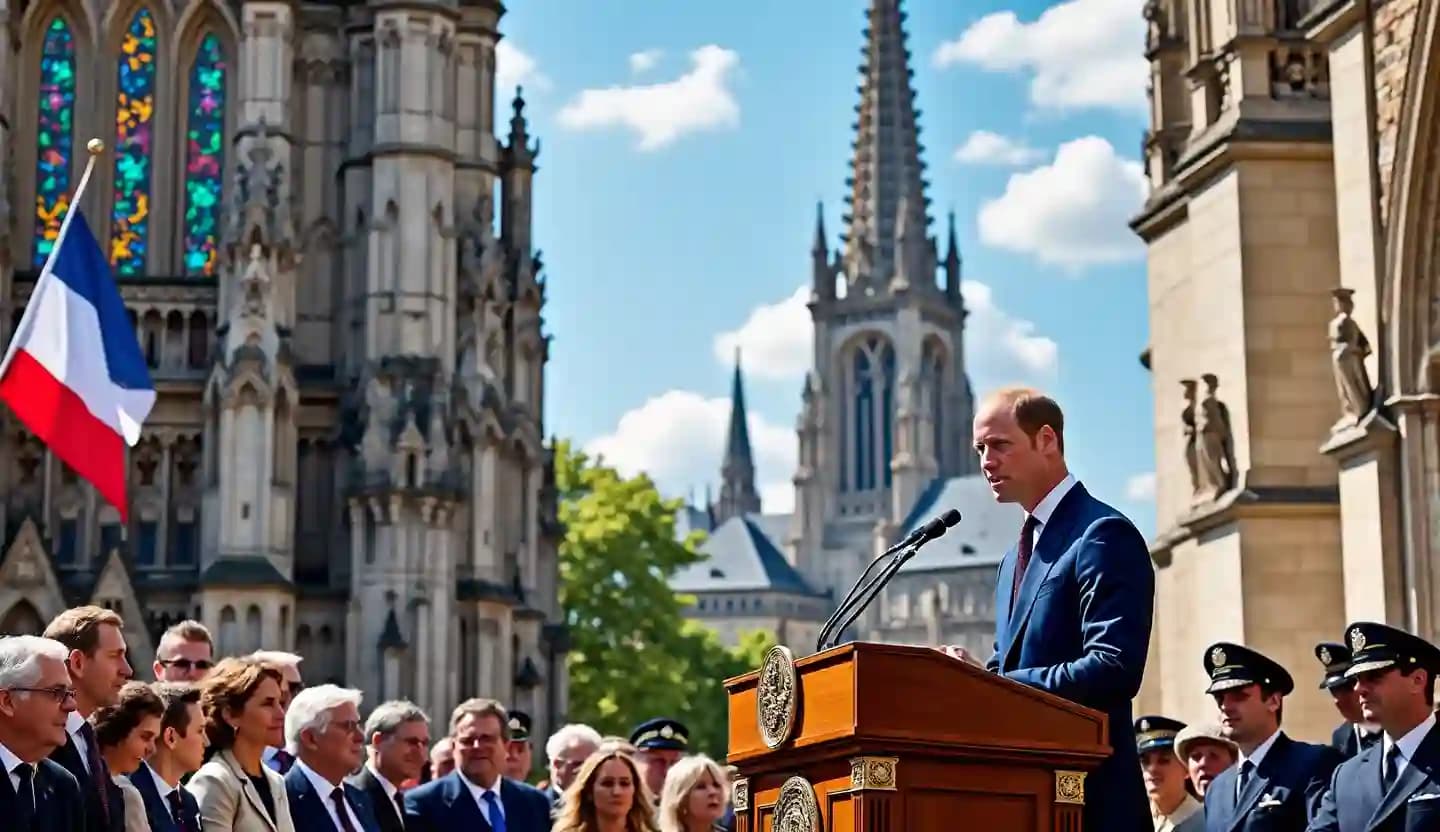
[0,655,75,756]
[375,719,431,784]
[1140,748,1187,805]
[1184,741,1236,795]
[453,713,506,787]
[550,738,598,791]
[505,738,532,780]
[153,638,213,682]
[636,748,682,796]
[278,666,303,712]
[161,702,209,774]
[1355,667,1426,724]
[302,702,364,778]
[1329,682,1365,723]
[1213,685,1279,745]
[72,624,132,710]
[430,738,455,779]
[973,403,1052,505]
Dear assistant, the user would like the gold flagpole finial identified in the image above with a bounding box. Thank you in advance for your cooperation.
[86,138,105,155]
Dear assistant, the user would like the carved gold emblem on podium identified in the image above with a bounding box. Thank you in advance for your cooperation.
[774,776,820,832]
[757,644,798,749]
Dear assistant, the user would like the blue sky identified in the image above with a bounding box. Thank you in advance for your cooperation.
[499,0,1158,538]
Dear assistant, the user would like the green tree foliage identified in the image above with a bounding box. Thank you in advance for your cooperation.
[556,440,776,758]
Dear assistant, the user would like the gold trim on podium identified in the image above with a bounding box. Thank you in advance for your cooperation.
[1054,771,1086,805]
[849,756,898,791]
[732,778,750,811]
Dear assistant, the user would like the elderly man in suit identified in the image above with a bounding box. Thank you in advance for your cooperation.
[403,699,551,832]
[1311,622,1440,831]
[351,700,430,832]
[1199,642,1340,829]
[282,685,381,832]
[0,634,88,832]
[941,388,1155,832]
[44,606,134,832]
[129,682,206,832]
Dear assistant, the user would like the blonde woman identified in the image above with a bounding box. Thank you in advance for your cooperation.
[552,748,659,832]
[657,755,729,832]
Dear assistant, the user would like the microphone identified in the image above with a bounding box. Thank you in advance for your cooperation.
[816,510,961,652]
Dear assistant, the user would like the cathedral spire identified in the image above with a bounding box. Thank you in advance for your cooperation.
[944,209,962,301]
[716,348,761,524]
[842,0,932,289]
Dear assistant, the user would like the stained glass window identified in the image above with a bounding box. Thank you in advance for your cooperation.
[110,8,157,275]
[183,33,226,277]
[32,17,77,269]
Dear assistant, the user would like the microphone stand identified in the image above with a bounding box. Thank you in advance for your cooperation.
[814,521,936,651]
[820,539,926,651]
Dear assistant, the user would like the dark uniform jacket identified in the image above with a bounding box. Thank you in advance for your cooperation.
[1,757,87,832]
[1201,731,1341,831]
[349,766,406,832]
[1310,723,1440,831]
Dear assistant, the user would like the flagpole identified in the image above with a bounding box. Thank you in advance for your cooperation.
[0,137,107,379]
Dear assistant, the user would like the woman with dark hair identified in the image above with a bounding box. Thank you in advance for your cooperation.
[185,657,294,832]
[552,748,658,832]
[92,680,166,832]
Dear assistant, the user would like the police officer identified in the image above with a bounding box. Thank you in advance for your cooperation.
[1310,621,1440,831]
[1315,641,1382,758]
[630,718,688,800]
[1199,642,1341,830]
[1136,716,1202,831]
[505,710,534,782]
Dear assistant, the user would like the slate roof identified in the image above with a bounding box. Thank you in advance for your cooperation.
[671,513,820,596]
[892,475,1023,573]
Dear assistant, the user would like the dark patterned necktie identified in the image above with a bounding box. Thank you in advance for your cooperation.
[77,721,112,823]
[331,787,358,832]
[1010,515,1040,605]
[167,788,196,832]
[1383,744,1402,792]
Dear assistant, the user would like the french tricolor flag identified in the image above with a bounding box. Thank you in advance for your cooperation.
[0,206,155,523]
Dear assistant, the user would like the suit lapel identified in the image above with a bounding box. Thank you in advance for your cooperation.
[128,765,177,832]
[220,751,279,832]
[441,773,491,832]
[1226,734,1288,832]
[1367,728,1440,831]
[1001,485,1086,671]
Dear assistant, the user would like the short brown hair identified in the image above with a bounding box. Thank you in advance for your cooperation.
[449,697,509,738]
[43,606,125,656]
[199,657,284,750]
[984,386,1066,454]
[153,682,203,735]
[159,620,213,652]
[93,681,165,748]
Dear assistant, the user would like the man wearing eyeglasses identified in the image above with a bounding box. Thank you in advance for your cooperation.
[151,622,214,683]
[0,635,88,832]
[283,685,382,832]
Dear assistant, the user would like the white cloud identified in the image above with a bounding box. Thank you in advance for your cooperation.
[954,130,1044,166]
[557,45,741,150]
[962,280,1059,380]
[712,286,812,381]
[495,40,550,96]
[1126,471,1156,502]
[977,136,1147,269]
[629,48,664,74]
[934,0,1147,113]
[585,390,795,514]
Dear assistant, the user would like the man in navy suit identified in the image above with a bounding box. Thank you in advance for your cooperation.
[1199,642,1340,830]
[1311,622,1440,831]
[1313,641,1381,760]
[282,684,382,832]
[128,683,205,832]
[404,699,552,832]
[943,387,1154,832]
[0,634,88,832]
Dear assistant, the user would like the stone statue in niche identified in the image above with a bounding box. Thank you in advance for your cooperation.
[361,374,394,472]
[1143,0,1166,50]
[1181,379,1199,495]
[239,244,271,318]
[1328,288,1374,431]
[1194,373,1237,501]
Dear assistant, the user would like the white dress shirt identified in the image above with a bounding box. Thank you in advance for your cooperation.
[296,758,365,832]
[143,761,179,801]
[66,710,92,773]
[0,740,31,793]
[366,764,400,803]
[462,774,506,827]
[1027,472,1078,544]
[1383,711,1436,780]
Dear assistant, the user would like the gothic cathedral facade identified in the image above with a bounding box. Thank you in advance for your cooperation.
[0,0,568,738]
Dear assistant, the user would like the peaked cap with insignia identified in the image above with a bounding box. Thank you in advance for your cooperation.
[1203,641,1294,696]
[1342,621,1440,678]
[1134,715,1186,754]
[1313,641,1353,690]
[630,717,689,751]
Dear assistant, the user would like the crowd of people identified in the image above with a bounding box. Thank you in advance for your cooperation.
[0,606,735,832]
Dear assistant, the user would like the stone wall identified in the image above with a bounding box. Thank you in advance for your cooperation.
[1374,0,1422,222]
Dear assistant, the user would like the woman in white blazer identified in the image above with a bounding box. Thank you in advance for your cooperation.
[185,657,295,832]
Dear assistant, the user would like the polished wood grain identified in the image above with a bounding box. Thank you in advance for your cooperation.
[725,642,1111,832]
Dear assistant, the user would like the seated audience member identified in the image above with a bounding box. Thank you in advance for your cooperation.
[552,748,658,832]
[425,737,453,782]
[657,754,728,832]
[1173,723,1238,798]
[403,698,551,832]
[505,710,534,782]
[92,682,165,832]
[352,700,430,832]
[152,624,214,684]
[282,685,380,832]
[186,657,294,832]
[130,683,206,832]
[0,635,87,832]
[245,652,303,774]
[1134,716,1201,832]
[630,719,688,801]
[544,723,603,808]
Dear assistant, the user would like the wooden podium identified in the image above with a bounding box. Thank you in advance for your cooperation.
[723,641,1111,832]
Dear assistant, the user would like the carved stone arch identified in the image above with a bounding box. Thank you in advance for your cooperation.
[0,600,46,635]
[16,0,102,269]
[90,549,156,669]
[0,518,68,629]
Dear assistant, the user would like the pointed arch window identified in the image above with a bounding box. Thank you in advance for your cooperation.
[110,8,158,275]
[922,340,946,470]
[182,33,227,277]
[852,349,874,491]
[32,16,78,269]
[845,336,897,492]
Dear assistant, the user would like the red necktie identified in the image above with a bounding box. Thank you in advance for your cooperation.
[1010,515,1040,606]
